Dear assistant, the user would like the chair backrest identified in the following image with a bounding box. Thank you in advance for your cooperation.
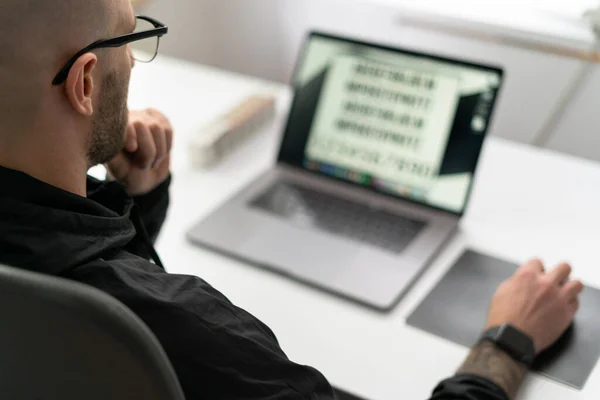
[0,264,186,400]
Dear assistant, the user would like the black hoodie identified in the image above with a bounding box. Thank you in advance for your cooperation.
[0,166,334,399]
[0,166,507,400]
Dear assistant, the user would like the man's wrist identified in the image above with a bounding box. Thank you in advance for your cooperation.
[105,166,170,197]
[457,341,528,400]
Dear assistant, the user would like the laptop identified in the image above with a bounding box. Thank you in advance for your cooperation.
[187,31,504,311]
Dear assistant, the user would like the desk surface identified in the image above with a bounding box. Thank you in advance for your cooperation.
[128,54,600,400]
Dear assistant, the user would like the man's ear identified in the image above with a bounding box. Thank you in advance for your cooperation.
[65,53,98,117]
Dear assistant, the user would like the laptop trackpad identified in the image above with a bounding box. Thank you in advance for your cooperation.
[240,223,360,281]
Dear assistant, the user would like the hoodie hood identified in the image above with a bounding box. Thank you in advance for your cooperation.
[0,166,137,274]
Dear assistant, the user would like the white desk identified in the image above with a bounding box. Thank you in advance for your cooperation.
[128,54,600,400]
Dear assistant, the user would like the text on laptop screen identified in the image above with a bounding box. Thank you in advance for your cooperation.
[278,33,504,214]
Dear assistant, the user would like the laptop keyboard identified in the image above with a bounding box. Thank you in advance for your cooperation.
[250,182,427,254]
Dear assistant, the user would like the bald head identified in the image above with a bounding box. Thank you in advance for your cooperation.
[0,0,112,59]
[0,0,134,131]
[0,0,136,195]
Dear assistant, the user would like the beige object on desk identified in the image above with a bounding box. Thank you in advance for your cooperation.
[189,95,276,168]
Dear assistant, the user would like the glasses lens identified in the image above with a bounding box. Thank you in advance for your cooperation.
[131,18,159,63]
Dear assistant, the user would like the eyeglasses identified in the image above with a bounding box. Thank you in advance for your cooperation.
[52,16,168,86]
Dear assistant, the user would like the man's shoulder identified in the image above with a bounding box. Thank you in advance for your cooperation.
[65,253,224,305]
[65,252,281,350]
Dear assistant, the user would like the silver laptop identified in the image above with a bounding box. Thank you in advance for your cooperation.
[188,32,504,311]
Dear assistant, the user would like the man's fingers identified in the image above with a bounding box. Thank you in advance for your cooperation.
[165,126,173,154]
[150,124,168,168]
[146,108,161,118]
[147,108,170,126]
[517,258,544,276]
[148,109,173,154]
[124,124,138,153]
[106,152,130,180]
[133,122,157,169]
[569,298,580,314]
[548,263,572,285]
[563,280,585,300]
[124,109,173,169]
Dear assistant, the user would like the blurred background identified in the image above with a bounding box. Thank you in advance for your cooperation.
[133,0,600,163]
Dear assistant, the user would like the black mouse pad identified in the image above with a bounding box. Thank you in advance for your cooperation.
[407,250,600,389]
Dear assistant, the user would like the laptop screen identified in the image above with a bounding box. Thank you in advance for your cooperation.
[278,32,504,215]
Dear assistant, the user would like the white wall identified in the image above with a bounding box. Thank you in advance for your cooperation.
[141,0,291,82]
[141,0,600,162]
[546,67,600,161]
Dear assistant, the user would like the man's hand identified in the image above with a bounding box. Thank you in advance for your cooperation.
[107,109,173,196]
[486,259,584,354]
[453,260,584,400]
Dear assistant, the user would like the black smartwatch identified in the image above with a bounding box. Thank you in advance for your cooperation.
[479,324,536,367]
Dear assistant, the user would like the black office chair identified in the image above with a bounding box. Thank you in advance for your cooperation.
[0,263,186,400]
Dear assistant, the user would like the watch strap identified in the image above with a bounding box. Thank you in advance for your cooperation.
[480,325,535,367]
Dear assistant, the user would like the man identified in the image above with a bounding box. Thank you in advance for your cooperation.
[0,0,584,399]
